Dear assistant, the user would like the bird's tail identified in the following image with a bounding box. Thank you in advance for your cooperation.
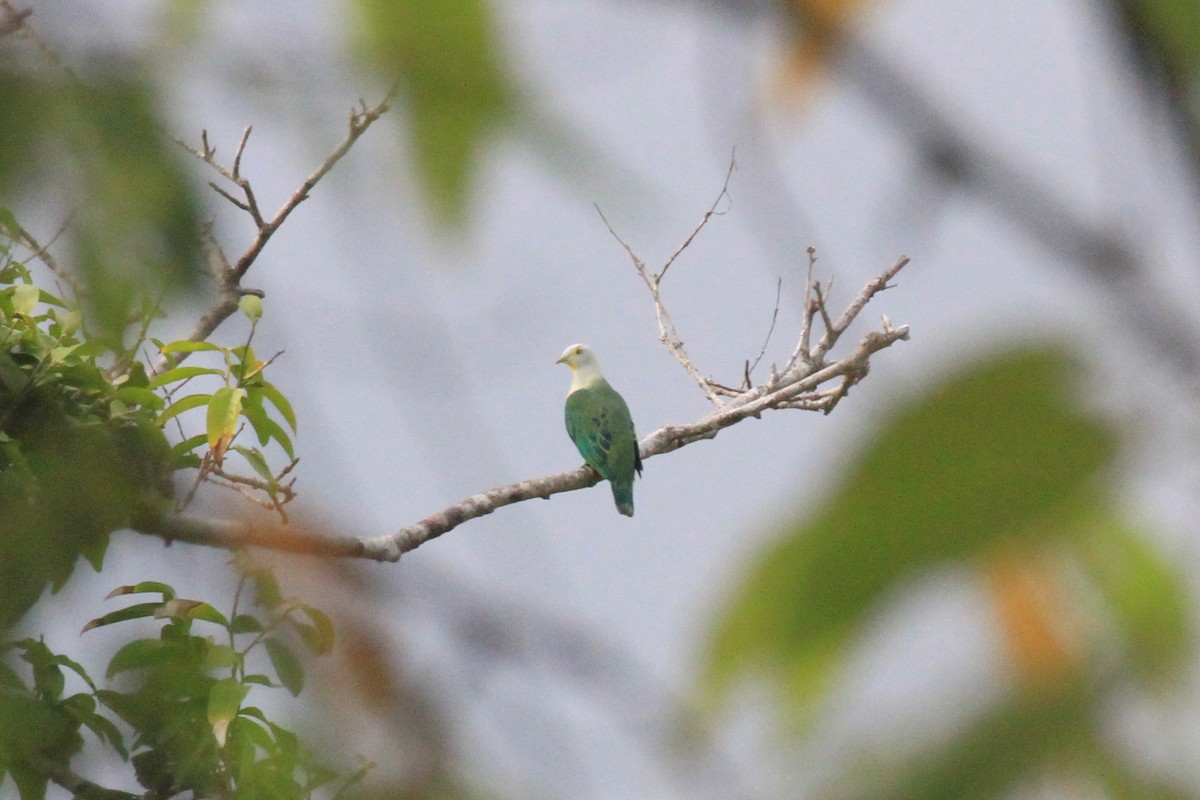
[611,480,634,517]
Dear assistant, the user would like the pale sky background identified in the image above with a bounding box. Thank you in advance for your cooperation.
[16,1,1200,798]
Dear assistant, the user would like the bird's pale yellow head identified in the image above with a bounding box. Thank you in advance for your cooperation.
[557,343,604,389]
[556,343,596,370]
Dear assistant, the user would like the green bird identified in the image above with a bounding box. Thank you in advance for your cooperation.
[556,343,643,517]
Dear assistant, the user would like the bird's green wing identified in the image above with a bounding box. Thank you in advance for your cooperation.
[565,381,639,483]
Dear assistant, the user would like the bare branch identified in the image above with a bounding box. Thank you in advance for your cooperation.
[596,205,725,407]
[811,256,907,363]
[208,181,250,212]
[231,101,391,281]
[659,156,735,281]
[162,93,394,373]
[787,245,820,374]
[132,259,910,562]
[814,280,835,351]
[208,468,297,524]
[232,126,251,179]
[0,3,31,38]
[14,221,81,297]
[0,1,69,74]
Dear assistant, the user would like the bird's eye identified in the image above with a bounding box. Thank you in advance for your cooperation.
[574,347,582,355]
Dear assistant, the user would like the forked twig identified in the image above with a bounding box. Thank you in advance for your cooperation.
[159,92,395,374]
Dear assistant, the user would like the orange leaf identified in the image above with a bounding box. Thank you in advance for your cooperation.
[984,549,1082,691]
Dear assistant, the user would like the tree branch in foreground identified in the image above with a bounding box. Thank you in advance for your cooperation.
[135,243,909,561]
[157,93,393,373]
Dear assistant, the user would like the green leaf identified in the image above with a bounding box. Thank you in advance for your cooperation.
[0,662,24,690]
[264,417,294,460]
[256,381,297,432]
[230,713,274,756]
[147,365,224,390]
[242,674,277,688]
[264,637,304,696]
[115,386,165,410]
[170,433,208,460]
[8,764,48,800]
[159,339,224,355]
[68,339,110,360]
[0,206,19,237]
[1074,519,1192,680]
[268,720,299,753]
[1118,0,1200,82]
[157,392,212,426]
[12,283,38,315]
[107,581,176,600]
[82,602,164,633]
[123,361,149,389]
[242,401,296,459]
[19,639,66,699]
[246,563,282,608]
[294,606,336,655]
[238,705,270,723]
[37,289,69,310]
[52,653,97,692]
[229,344,256,363]
[855,688,1097,800]
[207,677,250,747]
[238,294,263,322]
[155,599,230,628]
[105,639,165,678]
[203,644,240,672]
[351,0,513,225]
[232,445,276,484]
[703,348,1118,718]
[69,699,128,758]
[206,386,244,450]
[231,614,264,634]
[47,344,79,366]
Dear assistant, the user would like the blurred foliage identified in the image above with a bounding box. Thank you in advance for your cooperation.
[0,236,174,629]
[0,216,298,614]
[5,3,1197,799]
[863,683,1192,800]
[704,349,1118,708]
[1113,0,1200,175]
[704,347,1193,797]
[350,0,513,226]
[0,564,350,799]
[778,0,875,98]
[0,65,204,346]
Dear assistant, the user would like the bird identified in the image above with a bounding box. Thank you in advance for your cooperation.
[556,343,643,516]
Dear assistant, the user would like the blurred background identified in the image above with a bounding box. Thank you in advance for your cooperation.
[4,0,1200,797]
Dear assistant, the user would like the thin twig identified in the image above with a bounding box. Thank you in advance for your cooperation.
[744,276,782,387]
[811,257,907,364]
[814,281,834,350]
[161,92,394,374]
[596,205,724,406]
[659,156,736,281]
[15,222,82,297]
[0,1,70,75]
[787,246,820,374]
[208,181,249,212]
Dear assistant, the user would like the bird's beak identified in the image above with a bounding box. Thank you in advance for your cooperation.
[555,354,569,366]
